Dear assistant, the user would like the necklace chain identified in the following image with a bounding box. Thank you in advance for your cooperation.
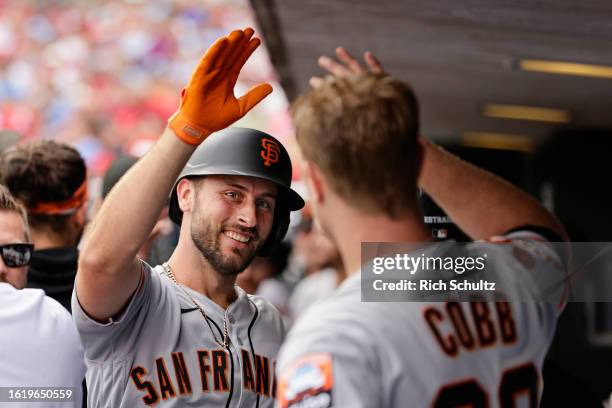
[162,263,230,349]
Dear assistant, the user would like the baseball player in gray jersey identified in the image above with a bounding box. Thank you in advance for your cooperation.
[72,28,303,407]
[276,50,568,407]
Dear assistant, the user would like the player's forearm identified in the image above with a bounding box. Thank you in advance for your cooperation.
[80,128,193,276]
[418,138,567,241]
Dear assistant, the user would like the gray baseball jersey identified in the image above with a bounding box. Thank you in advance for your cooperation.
[72,262,285,407]
[276,231,565,407]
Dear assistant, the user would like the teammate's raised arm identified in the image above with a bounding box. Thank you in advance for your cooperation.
[310,48,567,242]
[76,28,272,322]
[278,45,569,408]
[417,139,567,241]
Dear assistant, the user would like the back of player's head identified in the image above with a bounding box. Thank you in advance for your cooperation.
[0,140,86,236]
[292,73,421,218]
[0,184,29,242]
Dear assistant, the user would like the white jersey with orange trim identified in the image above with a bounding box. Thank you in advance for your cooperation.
[72,262,285,407]
[276,231,565,408]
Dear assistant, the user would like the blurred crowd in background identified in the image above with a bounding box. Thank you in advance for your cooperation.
[0,0,293,177]
[3,2,612,404]
[0,0,346,328]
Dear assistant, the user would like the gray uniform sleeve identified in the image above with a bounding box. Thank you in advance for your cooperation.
[502,229,567,338]
[72,262,176,407]
[71,261,160,362]
[276,304,382,408]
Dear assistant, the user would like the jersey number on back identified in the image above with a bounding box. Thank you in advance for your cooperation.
[433,363,538,408]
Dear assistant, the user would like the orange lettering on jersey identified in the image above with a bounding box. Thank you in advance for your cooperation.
[470,301,497,347]
[432,377,488,407]
[130,365,160,406]
[155,357,176,400]
[171,352,193,396]
[241,349,256,391]
[424,307,458,357]
[495,302,517,344]
[425,302,519,358]
[446,302,475,350]
[211,350,229,392]
[255,354,271,397]
[197,350,211,392]
[499,363,539,406]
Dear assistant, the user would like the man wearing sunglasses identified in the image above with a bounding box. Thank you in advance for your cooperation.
[0,184,86,406]
[0,186,32,288]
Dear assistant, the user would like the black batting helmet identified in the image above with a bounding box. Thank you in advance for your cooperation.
[169,127,304,256]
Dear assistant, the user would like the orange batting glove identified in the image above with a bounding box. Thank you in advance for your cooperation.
[169,28,273,145]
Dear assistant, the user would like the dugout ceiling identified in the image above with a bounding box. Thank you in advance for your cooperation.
[251,0,612,149]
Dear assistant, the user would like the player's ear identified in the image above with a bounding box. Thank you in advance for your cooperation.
[177,178,195,213]
[73,203,87,227]
[68,204,87,245]
[303,161,325,205]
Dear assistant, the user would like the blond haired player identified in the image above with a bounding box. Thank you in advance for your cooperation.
[74,29,303,407]
[276,50,568,407]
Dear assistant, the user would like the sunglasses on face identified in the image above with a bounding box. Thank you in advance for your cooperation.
[0,244,34,268]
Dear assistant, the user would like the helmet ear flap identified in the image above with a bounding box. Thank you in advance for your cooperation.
[259,195,290,257]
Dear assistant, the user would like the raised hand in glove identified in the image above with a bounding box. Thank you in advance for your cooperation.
[169,28,273,145]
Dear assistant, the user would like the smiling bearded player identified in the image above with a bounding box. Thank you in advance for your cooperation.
[73,28,303,407]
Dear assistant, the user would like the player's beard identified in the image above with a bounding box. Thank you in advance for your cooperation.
[190,217,262,277]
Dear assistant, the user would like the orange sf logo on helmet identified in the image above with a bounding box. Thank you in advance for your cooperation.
[261,137,280,167]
